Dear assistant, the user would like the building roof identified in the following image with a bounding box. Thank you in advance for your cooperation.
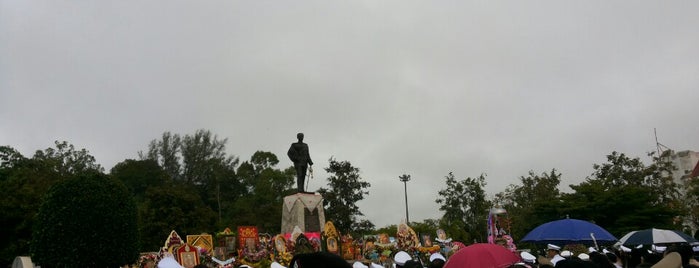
[691,160,699,178]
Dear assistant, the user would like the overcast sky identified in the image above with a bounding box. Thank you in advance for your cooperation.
[1,1,698,229]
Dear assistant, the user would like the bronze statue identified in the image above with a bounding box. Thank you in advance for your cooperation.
[287,133,313,193]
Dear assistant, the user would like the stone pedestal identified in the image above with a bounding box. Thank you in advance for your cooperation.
[281,193,325,234]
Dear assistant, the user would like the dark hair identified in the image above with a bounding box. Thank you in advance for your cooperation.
[605,252,618,263]
[554,259,597,268]
[589,251,614,268]
[428,259,445,268]
[403,260,423,268]
[289,252,352,268]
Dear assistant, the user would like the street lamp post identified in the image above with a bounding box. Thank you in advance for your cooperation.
[399,174,411,223]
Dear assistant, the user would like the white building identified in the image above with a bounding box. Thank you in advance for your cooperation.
[662,150,699,236]
[663,150,699,187]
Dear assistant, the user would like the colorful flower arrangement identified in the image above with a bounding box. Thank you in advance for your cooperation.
[242,244,269,263]
[136,252,160,268]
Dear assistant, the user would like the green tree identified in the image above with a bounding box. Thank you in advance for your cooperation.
[0,143,102,266]
[138,181,217,251]
[140,130,240,226]
[30,173,138,267]
[493,169,562,240]
[233,151,294,233]
[140,131,182,180]
[352,219,376,237]
[375,225,397,237]
[111,159,168,199]
[32,141,104,175]
[436,172,491,243]
[560,151,681,236]
[317,157,371,234]
[110,159,171,251]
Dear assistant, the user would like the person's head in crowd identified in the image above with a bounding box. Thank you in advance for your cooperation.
[627,246,645,268]
[353,261,369,268]
[402,260,422,268]
[645,251,664,265]
[289,251,352,268]
[157,254,183,268]
[393,251,412,268]
[539,255,554,267]
[547,244,562,259]
[588,251,615,268]
[605,252,618,264]
[561,250,574,259]
[554,258,596,268]
[578,253,590,261]
[520,251,536,265]
[428,252,446,268]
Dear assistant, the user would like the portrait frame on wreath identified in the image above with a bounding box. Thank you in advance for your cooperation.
[327,237,339,253]
[421,234,432,247]
[180,251,197,268]
[215,247,227,260]
[274,235,287,253]
[377,233,391,245]
[225,237,236,252]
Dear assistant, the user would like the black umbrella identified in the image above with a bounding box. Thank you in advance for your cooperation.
[618,228,697,246]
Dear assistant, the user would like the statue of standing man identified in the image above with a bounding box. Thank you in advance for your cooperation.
[288,133,313,193]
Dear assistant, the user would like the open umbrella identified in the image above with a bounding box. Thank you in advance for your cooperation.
[520,219,617,245]
[443,243,520,268]
[618,228,697,246]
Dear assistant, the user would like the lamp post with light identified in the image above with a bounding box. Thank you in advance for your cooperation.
[399,174,411,223]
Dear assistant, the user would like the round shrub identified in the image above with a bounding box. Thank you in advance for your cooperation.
[30,173,139,267]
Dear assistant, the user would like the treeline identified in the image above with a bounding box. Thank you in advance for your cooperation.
[428,151,696,247]
[0,130,371,266]
[1,129,696,266]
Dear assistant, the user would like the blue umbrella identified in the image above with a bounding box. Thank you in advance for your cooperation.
[521,219,617,245]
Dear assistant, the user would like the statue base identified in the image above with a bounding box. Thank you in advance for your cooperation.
[281,192,325,234]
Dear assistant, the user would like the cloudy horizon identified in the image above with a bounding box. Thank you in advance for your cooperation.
[2,1,698,229]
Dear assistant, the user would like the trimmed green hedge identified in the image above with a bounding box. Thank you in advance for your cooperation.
[30,173,139,267]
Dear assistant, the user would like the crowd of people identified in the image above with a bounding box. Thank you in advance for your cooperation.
[510,243,699,268]
[149,224,699,268]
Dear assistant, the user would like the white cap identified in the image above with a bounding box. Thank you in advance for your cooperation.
[353,261,369,268]
[271,262,287,268]
[429,253,446,262]
[620,245,632,253]
[371,263,384,268]
[561,250,573,258]
[520,251,536,263]
[588,247,597,253]
[652,244,667,253]
[157,256,184,268]
[394,251,411,266]
[547,244,561,251]
[551,255,565,265]
[578,253,590,261]
[693,246,699,252]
